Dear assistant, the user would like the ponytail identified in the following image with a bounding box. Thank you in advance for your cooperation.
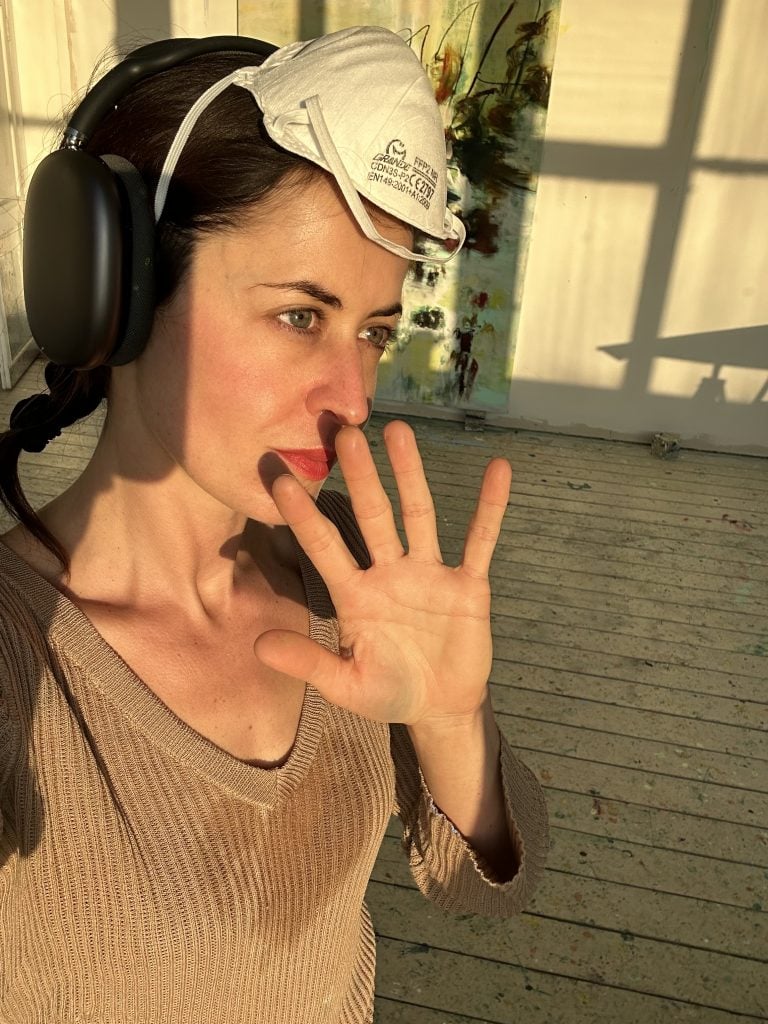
[0,363,110,574]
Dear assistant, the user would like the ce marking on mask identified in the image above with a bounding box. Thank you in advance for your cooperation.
[367,139,438,212]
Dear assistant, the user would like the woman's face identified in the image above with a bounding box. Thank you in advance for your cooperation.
[130,173,412,524]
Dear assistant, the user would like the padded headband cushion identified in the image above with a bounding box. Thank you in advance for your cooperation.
[100,154,156,366]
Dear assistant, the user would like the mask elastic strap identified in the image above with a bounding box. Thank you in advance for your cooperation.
[304,94,463,264]
[154,70,242,222]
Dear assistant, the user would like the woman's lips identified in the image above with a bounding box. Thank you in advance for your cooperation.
[273,448,336,482]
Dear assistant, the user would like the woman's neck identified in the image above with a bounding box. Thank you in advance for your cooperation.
[10,453,299,626]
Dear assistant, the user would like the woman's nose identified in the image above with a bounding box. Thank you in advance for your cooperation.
[306,344,373,427]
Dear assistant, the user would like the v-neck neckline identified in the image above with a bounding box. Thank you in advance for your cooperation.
[0,535,337,806]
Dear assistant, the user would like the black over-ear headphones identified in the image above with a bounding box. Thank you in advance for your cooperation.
[22,35,277,371]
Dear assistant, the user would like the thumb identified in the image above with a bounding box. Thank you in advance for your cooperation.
[254,629,355,709]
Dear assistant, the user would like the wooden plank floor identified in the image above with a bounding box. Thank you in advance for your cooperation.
[2,359,767,1023]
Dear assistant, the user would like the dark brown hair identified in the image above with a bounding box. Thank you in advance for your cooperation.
[0,49,319,574]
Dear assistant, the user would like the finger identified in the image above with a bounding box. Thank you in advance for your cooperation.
[271,473,359,589]
[254,629,364,716]
[383,420,442,562]
[336,425,405,565]
[461,458,512,579]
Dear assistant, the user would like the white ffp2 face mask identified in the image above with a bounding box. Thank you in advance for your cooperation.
[154,26,466,263]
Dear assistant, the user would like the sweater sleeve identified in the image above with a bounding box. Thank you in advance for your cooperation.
[389,722,549,919]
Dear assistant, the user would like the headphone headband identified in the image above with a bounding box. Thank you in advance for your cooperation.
[66,36,277,144]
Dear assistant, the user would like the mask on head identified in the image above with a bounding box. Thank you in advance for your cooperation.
[155,26,465,263]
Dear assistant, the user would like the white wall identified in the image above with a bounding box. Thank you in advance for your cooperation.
[513,0,768,455]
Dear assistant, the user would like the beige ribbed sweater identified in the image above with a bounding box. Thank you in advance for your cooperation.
[0,491,548,1023]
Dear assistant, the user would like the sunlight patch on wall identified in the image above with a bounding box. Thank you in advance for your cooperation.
[238,0,302,42]
[514,176,657,387]
[695,0,768,161]
[648,358,767,406]
[661,170,768,338]
[543,0,688,148]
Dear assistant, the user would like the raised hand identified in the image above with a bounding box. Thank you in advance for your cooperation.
[254,420,512,729]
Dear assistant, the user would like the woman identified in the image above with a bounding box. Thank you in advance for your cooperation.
[0,27,548,1023]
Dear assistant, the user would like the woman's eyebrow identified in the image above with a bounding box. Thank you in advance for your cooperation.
[259,280,402,318]
[369,302,403,318]
[259,280,342,308]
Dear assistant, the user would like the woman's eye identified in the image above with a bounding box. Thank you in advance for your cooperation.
[361,325,393,350]
[278,309,316,331]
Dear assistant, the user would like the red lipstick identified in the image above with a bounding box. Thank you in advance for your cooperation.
[273,448,336,482]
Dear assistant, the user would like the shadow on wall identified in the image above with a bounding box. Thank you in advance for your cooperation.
[114,0,172,46]
[504,378,768,457]
[299,0,326,39]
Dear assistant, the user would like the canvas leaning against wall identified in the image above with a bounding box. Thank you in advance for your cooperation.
[241,1,561,415]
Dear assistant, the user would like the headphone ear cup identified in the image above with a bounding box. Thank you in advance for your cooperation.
[100,154,155,366]
[23,148,124,368]
[23,150,155,369]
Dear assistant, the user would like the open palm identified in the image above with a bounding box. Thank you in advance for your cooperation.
[254,420,512,728]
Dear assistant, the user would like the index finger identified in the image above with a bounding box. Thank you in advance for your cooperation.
[271,474,360,588]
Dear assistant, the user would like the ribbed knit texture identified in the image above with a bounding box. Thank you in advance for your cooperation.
[0,490,548,1023]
